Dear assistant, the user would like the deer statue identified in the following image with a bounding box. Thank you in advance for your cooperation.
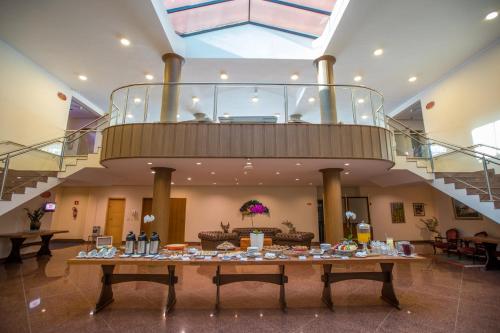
[281,220,296,233]
[220,221,230,233]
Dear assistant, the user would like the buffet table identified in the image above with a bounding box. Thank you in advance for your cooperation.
[67,255,424,314]
[0,230,68,264]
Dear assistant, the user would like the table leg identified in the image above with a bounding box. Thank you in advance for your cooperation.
[6,237,25,264]
[94,265,115,313]
[321,264,334,311]
[483,242,500,271]
[165,265,177,313]
[380,263,400,309]
[214,265,221,313]
[37,234,54,257]
[279,265,287,312]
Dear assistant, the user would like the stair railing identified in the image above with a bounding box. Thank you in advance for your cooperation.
[0,111,114,200]
[387,116,499,202]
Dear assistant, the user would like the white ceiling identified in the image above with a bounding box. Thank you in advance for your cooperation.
[0,0,499,120]
[64,157,394,187]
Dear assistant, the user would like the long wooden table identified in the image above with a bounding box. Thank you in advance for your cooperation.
[462,236,500,270]
[67,255,424,314]
[0,230,68,264]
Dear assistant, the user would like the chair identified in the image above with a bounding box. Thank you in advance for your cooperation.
[433,228,460,256]
[458,231,488,264]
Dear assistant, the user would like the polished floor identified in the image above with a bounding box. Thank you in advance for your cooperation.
[1,245,499,333]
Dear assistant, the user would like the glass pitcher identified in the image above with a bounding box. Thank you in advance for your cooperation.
[356,221,371,244]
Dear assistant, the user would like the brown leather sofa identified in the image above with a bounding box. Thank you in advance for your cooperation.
[232,227,282,244]
[198,231,238,250]
[274,232,315,247]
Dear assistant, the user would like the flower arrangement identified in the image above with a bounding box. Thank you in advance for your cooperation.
[344,211,357,240]
[143,215,155,223]
[240,199,270,227]
[419,217,440,236]
[25,206,46,231]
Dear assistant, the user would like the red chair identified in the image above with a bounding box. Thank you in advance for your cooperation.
[433,228,460,256]
[458,231,488,264]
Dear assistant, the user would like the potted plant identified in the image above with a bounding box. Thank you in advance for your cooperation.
[240,200,270,250]
[25,206,46,231]
[419,217,440,237]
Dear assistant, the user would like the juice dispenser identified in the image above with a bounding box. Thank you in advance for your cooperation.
[356,221,371,247]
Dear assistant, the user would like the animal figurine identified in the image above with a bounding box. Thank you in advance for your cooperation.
[220,221,230,233]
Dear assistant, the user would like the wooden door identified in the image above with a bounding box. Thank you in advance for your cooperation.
[141,197,186,243]
[105,198,125,246]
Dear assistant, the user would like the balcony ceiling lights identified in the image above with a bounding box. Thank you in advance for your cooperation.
[290,73,299,81]
[485,11,498,20]
[251,96,259,103]
[408,76,417,83]
[353,75,362,82]
[120,38,131,46]
[192,96,199,103]
[78,74,87,81]
[220,72,228,80]
[145,74,154,80]
[308,97,315,103]
[357,98,365,104]
[133,97,141,104]
[373,48,384,56]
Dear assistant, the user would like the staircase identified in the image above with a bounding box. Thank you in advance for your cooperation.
[389,117,500,222]
[0,114,110,216]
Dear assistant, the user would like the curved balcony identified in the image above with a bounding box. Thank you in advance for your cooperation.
[102,83,393,164]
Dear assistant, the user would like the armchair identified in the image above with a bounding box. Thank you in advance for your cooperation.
[458,231,488,264]
[433,228,460,256]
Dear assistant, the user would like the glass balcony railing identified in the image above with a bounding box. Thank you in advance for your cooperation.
[109,83,385,127]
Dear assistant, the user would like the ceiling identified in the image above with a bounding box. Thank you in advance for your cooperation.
[0,0,499,120]
[63,157,394,187]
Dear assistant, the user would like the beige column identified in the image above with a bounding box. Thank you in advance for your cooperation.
[320,168,344,243]
[151,167,175,243]
[313,55,337,124]
[160,53,185,122]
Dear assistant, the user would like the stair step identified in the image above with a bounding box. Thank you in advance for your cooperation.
[478,193,500,202]
[435,170,496,179]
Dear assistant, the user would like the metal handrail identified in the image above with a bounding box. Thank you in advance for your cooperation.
[0,112,110,160]
[387,116,500,163]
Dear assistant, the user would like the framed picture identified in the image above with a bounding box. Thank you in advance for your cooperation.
[413,203,425,216]
[390,202,405,223]
[452,199,482,220]
[96,236,113,249]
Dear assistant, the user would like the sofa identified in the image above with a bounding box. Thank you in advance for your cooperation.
[198,231,238,250]
[274,232,315,247]
[232,227,282,245]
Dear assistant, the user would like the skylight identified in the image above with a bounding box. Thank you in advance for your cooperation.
[164,0,336,38]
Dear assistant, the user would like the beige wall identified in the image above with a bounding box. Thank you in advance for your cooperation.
[0,39,72,145]
[391,40,500,147]
[49,185,319,243]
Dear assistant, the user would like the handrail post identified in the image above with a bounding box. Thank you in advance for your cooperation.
[370,91,376,126]
[482,156,493,201]
[350,88,357,124]
[143,87,150,123]
[283,86,288,123]
[122,88,130,124]
[0,154,10,200]
[59,139,66,171]
[213,85,218,123]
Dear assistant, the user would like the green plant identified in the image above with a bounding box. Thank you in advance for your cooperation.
[24,206,45,230]
[419,217,440,236]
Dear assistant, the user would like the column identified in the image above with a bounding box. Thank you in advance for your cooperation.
[320,168,344,243]
[160,53,185,123]
[313,55,337,124]
[151,167,175,242]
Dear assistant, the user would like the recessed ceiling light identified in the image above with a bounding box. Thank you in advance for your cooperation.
[344,171,350,175]
[251,96,259,103]
[308,182,313,185]
[361,115,369,120]
[147,162,153,165]
[133,97,141,104]
[236,182,239,185]
[276,171,280,175]
[246,162,252,165]
[78,75,88,81]
[258,182,263,185]
[17,176,22,179]
[296,162,302,166]
[290,73,299,81]
[196,162,202,165]
[485,11,498,20]
[145,74,154,80]
[192,96,199,103]
[408,76,417,83]
[171,182,175,185]
[220,72,228,80]
[151,171,156,174]
[344,163,350,166]
[210,171,215,175]
[243,171,248,175]
[212,182,217,185]
[308,97,315,103]
[126,114,133,119]
[354,75,363,82]
[120,38,131,46]
[295,178,300,181]
[187,177,192,181]
[357,98,365,104]
[373,48,384,56]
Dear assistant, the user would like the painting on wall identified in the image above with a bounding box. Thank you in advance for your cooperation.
[413,203,425,216]
[452,199,482,220]
[390,202,405,223]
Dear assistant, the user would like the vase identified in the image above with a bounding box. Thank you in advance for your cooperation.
[30,220,41,231]
[250,232,264,250]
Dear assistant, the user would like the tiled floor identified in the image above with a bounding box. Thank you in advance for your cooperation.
[1,245,499,333]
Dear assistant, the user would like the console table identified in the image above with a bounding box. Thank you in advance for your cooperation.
[462,236,500,270]
[0,230,68,264]
[67,255,424,314]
